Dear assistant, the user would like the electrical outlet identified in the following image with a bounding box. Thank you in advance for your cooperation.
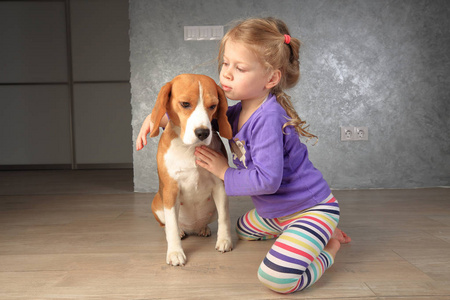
[341,126,369,141]
[355,127,368,140]
[340,126,355,141]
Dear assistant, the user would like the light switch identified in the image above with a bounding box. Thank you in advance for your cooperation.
[184,26,199,40]
[184,26,223,41]
[211,26,224,40]
[198,26,210,40]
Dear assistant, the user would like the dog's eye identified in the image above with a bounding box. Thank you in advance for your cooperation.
[180,102,191,109]
[209,104,217,110]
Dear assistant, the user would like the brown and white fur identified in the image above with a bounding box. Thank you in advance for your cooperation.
[149,74,233,266]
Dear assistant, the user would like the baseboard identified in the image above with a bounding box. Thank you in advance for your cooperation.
[0,164,72,171]
[0,163,133,171]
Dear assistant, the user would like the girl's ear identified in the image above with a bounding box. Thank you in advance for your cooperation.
[265,69,282,90]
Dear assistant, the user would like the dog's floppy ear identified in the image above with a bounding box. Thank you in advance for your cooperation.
[215,84,232,139]
[150,81,172,137]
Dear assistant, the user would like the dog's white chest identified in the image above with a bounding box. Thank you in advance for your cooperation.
[163,137,221,232]
[164,139,215,189]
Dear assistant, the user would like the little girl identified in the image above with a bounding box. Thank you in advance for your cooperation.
[137,17,350,294]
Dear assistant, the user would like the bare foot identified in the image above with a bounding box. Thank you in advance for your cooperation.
[324,238,341,259]
[332,228,351,244]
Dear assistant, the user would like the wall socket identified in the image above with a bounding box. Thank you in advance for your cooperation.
[340,126,368,141]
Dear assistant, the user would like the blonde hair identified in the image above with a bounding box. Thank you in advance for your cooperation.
[218,17,317,141]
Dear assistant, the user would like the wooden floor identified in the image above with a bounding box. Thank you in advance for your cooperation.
[1,170,450,299]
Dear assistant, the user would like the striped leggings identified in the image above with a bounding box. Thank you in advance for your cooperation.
[236,194,340,294]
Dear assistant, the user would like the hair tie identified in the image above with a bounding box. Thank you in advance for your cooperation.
[284,34,291,45]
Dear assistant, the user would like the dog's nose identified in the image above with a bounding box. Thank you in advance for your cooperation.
[195,128,210,141]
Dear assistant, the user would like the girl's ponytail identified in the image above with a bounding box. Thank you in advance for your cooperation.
[267,18,317,142]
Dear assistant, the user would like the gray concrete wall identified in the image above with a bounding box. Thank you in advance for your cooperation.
[130,0,450,192]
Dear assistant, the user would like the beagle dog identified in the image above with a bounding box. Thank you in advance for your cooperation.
[149,74,233,266]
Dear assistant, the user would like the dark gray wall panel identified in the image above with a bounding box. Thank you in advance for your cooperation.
[70,0,130,82]
[74,83,132,164]
[0,85,71,165]
[0,2,68,83]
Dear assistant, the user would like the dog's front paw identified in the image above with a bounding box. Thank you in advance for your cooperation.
[198,225,211,237]
[167,250,186,266]
[215,238,233,253]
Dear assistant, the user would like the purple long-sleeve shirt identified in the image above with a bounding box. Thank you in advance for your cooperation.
[223,94,331,218]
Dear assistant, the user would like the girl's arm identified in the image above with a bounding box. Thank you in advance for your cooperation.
[136,113,169,151]
[224,126,284,196]
[196,113,284,195]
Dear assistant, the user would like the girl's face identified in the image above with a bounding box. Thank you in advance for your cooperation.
[220,40,278,104]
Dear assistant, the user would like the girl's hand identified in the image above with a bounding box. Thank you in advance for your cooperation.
[136,113,169,151]
[195,145,229,180]
[136,114,153,151]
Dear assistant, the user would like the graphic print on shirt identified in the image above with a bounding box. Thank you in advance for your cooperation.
[230,138,247,168]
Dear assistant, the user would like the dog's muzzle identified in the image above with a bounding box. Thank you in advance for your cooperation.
[195,128,210,141]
